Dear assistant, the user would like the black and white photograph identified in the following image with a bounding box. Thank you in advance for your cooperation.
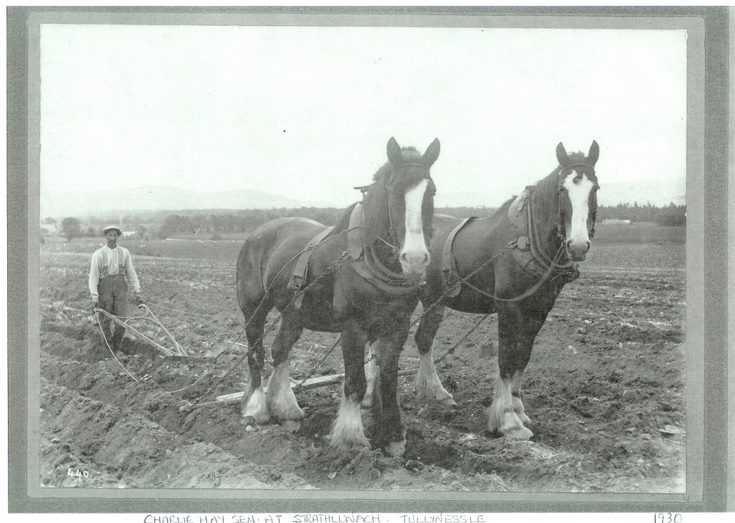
[6,4,731,516]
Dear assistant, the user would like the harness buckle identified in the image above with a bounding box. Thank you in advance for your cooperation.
[516,236,530,251]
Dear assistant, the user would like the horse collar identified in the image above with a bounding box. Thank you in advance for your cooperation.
[347,202,423,295]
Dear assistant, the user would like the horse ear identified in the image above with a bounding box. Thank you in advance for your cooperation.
[387,137,402,164]
[423,138,441,167]
[556,142,570,167]
[588,140,600,165]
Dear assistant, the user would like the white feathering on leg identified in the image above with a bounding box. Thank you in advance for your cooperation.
[242,384,270,425]
[330,393,370,451]
[267,360,304,421]
[415,342,456,405]
[487,375,532,440]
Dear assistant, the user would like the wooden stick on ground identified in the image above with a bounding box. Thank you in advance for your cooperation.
[181,367,420,411]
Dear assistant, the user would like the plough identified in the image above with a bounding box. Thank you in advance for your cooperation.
[95,305,423,410]
[94,304,188,357]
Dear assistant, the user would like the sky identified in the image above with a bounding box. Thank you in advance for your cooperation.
[39,24,687,208]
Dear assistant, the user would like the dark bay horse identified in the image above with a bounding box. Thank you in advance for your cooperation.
[236,137,440,456]
[413,141,599,440]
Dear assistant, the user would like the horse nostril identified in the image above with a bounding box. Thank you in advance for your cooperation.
[566,239,591,254]
[400,251,430,269]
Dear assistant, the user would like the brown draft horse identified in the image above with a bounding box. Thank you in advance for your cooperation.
[236,137,440,456]
[413,141,599,440]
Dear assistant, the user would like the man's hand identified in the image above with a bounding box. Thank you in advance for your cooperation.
[92,300,100,315]
[134,292,144,306]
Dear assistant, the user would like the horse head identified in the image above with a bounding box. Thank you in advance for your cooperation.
[363,137,440,278]
[555,140,600,262]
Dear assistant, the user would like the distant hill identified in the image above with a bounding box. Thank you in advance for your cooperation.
[40,186,329,218]
[436,177,685,208]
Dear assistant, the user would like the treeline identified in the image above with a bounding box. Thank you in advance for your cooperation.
[597,202,686,226]
[50,202,685,242]
[156,207,344,239]
[153,203,685,237]
[437,203,686,226]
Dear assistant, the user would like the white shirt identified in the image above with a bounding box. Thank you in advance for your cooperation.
[88,245,141,301]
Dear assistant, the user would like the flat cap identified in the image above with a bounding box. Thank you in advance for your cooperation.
[102,225,123,236]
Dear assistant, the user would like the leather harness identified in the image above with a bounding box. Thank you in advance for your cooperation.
[346,203,424,295]
[289,202,422,308]
[441,217,476,298]
[440,186,579,297]
[289,225,335,308]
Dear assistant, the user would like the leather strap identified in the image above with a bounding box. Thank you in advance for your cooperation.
[347,203,364,260]
[351,247,423,296]
[290,226,335,292]
[441,217,476,298]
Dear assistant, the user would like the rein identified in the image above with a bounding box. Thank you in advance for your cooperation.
[444,243,570,304]
[528,184,576,271]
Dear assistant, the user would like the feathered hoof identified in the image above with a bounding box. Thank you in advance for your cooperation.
[440,396,457,407]
[270,402,305,422]
[328,433,371,453]
[241,408,270,426]
[241,387,270,425]
[415,377,456,406]
[503,425,534,440]
[384,440,406,457]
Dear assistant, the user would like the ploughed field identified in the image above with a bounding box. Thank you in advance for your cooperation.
[38,224,686,492]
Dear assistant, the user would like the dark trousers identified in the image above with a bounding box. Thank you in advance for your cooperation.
[98,274,128,349]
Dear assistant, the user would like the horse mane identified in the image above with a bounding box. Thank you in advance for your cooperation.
[333,201,359,235]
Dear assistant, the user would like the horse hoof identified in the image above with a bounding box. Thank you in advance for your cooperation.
[329,436,371,453]
[384,440,407,457]
[504,426,533,440]
[441,397,458,407]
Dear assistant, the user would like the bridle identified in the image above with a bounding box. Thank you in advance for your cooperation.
[555,163,598,245]
[380,162,433,253]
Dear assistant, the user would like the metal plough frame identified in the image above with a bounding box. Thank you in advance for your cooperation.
[95,304,188,357]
